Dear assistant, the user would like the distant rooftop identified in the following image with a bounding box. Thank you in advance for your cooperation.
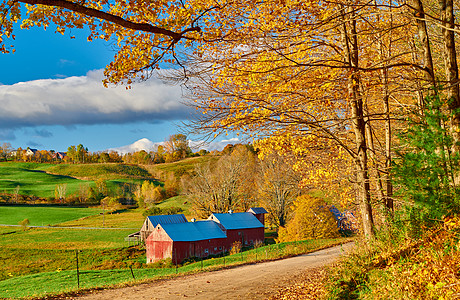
[147,214,187,228]
[209,212,264,230]
[248,207,268,215]
[160,220,227,242]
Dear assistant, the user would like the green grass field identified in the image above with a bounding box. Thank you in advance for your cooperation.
[46,163,152,180]
[59,208,145,228]
[145,156,218,179]
[0,163,89,198]
[0,206,102,226]
[0,162,155,199]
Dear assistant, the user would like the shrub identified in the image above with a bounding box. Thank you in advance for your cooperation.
[19,218,30,230]
[229,241,242,255]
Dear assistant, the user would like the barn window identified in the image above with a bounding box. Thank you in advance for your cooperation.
[204,249,209,254]
[219,246,222,250]
[238,232,241,236]
[214,247,217,251]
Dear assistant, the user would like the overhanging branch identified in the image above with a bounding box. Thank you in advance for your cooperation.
[18,0,201,40]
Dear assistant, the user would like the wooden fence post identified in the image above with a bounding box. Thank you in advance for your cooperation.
[129,265,135,280]
[75,250,80,289]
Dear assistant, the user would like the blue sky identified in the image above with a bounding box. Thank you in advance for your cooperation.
[0,22,219,152]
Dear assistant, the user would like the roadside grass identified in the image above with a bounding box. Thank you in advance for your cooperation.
[0,244,145,282]
[326,217,460,299]
[0,237,353,299]
[0,206,102,226]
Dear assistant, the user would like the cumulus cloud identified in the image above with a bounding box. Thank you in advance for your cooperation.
[0,69,191,129]
[108,137,241,154]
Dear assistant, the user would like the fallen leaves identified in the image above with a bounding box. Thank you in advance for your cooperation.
[268,267,327,300]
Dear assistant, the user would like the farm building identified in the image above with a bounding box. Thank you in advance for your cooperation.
[143,208,267,264]
[139,214,188,241]
[247,207,268,225]
[208,210,265,248]
[145,220,227,263]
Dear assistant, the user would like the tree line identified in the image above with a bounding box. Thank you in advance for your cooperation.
[0,134,207,164]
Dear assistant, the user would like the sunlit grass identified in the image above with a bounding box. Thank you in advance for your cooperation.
[60,208,145,228]
[0,206,102,226]
[0,237,352,299]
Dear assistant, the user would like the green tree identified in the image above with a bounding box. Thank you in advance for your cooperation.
[393,95,460,232]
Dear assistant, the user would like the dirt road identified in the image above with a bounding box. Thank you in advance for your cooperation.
[76,243,353,300]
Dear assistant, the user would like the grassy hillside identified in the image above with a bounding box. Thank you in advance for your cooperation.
[145,155,219,179]
[0,162,88,198]
[59,208,145,228]
[46,163,152,180]
[0,162,155,199]
[0,206,102,226]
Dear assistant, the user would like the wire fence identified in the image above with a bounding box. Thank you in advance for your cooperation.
[0,238,351,299]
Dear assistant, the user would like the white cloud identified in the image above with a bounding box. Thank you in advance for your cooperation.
[108,137,241,154]
[0,69,191,128]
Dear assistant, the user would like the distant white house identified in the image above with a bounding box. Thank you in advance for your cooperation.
[26,148,38,156]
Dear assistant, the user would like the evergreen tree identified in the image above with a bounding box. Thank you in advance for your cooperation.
[393,95,460,232]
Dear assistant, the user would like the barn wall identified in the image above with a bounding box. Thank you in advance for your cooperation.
[140,219,153,241]
[254,214,265,226]
[145,227,173,263]
[226,228,264,248]
[172,238,227,264]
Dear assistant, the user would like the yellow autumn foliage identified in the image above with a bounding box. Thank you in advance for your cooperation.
[277,195,339,242]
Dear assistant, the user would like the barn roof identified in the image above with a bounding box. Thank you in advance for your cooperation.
[248,207,268,214]
[147,214,188,228]
[209,212,264,230]
[160,220,227,242]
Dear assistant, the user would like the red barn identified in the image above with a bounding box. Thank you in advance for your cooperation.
[145,220,227,264]
[247,207,268,226]
[208,211,265,248]
[139,214,187,241]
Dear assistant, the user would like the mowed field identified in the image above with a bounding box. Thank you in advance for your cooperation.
[0,206,102,226]
[0,162,155,198]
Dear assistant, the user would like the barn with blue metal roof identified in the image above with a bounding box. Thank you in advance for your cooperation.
[208,210,265,249]
[146,220,228,263]
[144,208,267,264]
[140,214,187,241]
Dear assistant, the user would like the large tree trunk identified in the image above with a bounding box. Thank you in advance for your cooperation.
[411,0,437,94]
[341,4,375,239]
[439,0,460,160]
